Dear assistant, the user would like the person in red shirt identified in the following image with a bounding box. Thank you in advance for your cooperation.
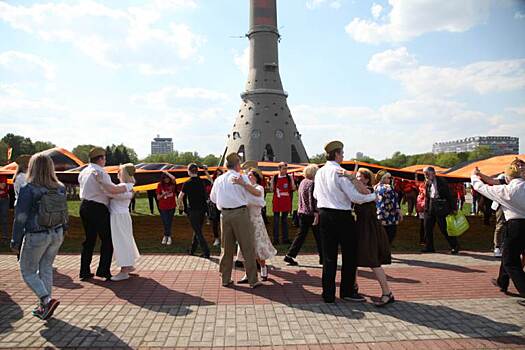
[271,162,296,245]
[157,171,178,245]
[0,174,9,241]
[402,180,418,216]
[415,180,426,245]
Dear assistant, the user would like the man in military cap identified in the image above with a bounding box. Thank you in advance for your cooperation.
[210,153,262,288]
[313,141,377,303]
[78,147,128,281]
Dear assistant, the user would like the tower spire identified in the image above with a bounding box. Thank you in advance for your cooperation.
[221,0,309,164]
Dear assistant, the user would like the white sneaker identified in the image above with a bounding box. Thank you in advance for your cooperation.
[494,247,502,258]
[213,238,220,247]
[167,237,172,245]
[111,272,129,281]
[161,236,168,245]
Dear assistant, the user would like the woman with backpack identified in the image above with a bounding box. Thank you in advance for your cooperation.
[11,152,67,320]
[95,163,139,281]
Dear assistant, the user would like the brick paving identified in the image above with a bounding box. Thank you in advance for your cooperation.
[0,252,524,349]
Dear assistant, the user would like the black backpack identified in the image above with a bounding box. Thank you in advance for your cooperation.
[37,187,69,228]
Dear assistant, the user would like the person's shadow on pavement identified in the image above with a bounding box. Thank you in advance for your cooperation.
[0,291,23,335]
[87,275,214,316]
[41,318,132,349]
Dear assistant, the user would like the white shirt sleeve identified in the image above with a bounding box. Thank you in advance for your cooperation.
[338,176,376,204]
[210,177,218,204]
[471,175,510,204]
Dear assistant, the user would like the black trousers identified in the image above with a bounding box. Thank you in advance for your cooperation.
[79,200,113,277]
[286,214,323,260]
[189,210,210,256]
[319,208,357,301]
[497,219,525,296]
[424,212,458,250]
[384,225,397,244]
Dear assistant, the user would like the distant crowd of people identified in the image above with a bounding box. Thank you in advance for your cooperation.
[3,143,525,321]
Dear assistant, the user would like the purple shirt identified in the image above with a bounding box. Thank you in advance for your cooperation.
[298,179,317,215]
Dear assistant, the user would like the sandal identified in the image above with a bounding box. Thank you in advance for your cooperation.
[374,292,395,307]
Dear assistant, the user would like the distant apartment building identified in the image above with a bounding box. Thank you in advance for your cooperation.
[151,135,173,155]
[432,136,519,155]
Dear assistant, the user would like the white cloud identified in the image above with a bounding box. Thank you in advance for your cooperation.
[371,3,383,19]
[233,46,250,76]
[505,106,525,116]
[293,98,524,159]
[345,0,491,44]
[131,86,230,111]
[515,11,525,19]
[306,0,342,10]
[0,51,56,81]
[0,1,204,74]
[368,47,525,96]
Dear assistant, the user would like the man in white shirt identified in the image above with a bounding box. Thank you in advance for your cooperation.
[78,147,127,281]
[472,161,525,302]
[313,141,376,303]
[210,153,262,288]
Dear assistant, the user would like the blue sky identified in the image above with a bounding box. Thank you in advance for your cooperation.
[1,0,524,160]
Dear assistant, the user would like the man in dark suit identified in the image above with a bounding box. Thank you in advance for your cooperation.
[421,167,459,254]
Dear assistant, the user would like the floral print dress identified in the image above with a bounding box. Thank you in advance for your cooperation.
[375,183,401,226]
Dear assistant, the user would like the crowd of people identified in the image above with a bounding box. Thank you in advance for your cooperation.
[4,143,525,321]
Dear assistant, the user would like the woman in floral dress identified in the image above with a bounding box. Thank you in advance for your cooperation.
[238,168,277,282]
[375,170,402,244]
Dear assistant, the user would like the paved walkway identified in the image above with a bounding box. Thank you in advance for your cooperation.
[1,252,524,349]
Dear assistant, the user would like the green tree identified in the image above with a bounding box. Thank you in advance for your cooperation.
[105,146,114,165]
[202,154,220,166]
[468,146,492,162]
[34,141,56,153]
[72,144,96,163]
[0,141,8,164]
[435,152,460,168]
[1,133,35,159]
[309,153,326,164]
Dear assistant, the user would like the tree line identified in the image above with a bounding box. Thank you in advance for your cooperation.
[0,132,496,169]
[309,145,493,169]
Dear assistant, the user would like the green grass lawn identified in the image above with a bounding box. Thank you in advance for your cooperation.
[2,193,489,255]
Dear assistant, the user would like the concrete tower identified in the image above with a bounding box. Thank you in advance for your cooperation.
[221,0,309,164]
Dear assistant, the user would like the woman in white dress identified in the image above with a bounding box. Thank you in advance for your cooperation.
[96,163,140,281]
[238,168,277,281]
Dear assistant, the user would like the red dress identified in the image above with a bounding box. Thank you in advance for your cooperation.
[272,176,292,213]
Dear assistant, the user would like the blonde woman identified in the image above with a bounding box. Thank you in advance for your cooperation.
[11,153,67,320]
[96,164,139,281]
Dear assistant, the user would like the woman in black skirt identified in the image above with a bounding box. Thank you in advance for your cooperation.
[353,168,394,307]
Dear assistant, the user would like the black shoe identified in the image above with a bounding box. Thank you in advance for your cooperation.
[95,273,112,281]
[234,260,244,268]
[79,273,94,281]
[323,298,335,303]
[342,292,366,302]
[451,248,459,255]
[41,299,60,320]
[188,249,195,256]
[237,276,249,284]
[374,293,395,307]
[420,248,435,253]
[283,255,298,266]
[319,257,323,265]
[200,253,210,259]
[491,278,508,293]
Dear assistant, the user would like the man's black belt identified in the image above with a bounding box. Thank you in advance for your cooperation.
[319,208,352,213]
[222,205,246,211]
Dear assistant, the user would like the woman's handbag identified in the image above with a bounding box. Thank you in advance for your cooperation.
[446,212,470,237]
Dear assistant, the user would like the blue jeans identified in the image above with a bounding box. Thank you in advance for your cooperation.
[159,209,175,237]
[19,227,64,301]
[0,198,9,239]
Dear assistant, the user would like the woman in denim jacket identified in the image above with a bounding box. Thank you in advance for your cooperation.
[11,153,66,320]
